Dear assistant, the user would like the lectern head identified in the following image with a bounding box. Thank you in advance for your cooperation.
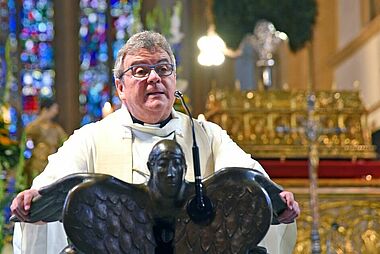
[147,139,187,197]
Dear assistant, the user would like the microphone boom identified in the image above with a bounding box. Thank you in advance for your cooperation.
[174,91,215,225]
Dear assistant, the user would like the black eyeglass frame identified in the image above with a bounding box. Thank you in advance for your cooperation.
[118,63,175,79]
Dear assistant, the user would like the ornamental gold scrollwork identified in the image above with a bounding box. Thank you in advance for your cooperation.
[294,197,380,254]
[205,89,376,159]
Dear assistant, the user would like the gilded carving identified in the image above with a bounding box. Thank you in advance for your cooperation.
[205,89,376,159]
[294,197,380,253]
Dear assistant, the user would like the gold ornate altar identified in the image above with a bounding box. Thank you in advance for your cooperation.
[205,89,376,159]
[275,179,380,254]
[204,88,380,252]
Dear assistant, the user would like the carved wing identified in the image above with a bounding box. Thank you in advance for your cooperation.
[223,167,287,219]
[244,168,288,221]
[63,175,156,254]
[11,173,98,223]
[175,168,273,253]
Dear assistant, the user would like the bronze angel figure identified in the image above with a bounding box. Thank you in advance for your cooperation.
[12,139,287,254]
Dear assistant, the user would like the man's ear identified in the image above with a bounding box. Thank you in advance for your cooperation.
[115,79,125,100]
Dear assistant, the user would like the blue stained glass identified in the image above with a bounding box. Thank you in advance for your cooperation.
[79,0,110,125]
[0,0,19,137]
[109,0,140,110]
[0,51,5,91]
[20,0,55,125]
[23,150,32,159]
[78,0,139,125]
[0,0,9,92]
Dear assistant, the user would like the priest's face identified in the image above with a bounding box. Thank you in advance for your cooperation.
[115,48,176,124]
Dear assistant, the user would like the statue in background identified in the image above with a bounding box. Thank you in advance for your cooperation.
[225,20,288,91]
[250,20,287,90]
[24,98,67,186]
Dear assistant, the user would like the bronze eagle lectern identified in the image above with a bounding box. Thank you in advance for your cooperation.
[12,139,287,253]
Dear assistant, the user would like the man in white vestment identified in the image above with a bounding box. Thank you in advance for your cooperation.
[11,31,300,254]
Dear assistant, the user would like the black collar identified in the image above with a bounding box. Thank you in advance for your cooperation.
[130,114,172,128]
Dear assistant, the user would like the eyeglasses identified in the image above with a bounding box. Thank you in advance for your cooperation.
[119,63,174,79]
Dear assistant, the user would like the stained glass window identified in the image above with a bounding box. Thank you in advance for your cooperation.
[110,0,141,108]
[0,0,19,137]
[19,0,55,125]
[2,0,181,130]
[0,0,19,240]
[79,0,139,125]
[0,0,8,92]
[78,0,110,125]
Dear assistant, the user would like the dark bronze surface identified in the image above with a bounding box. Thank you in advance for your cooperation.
[14,140,285,253]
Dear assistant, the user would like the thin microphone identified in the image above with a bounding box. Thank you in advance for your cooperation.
[174,90,214,225]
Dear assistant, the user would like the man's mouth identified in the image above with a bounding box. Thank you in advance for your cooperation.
[146,91,165,96]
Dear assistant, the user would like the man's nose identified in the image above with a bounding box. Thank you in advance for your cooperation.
[147,68,161,82]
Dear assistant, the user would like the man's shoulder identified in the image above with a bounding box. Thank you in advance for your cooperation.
[71,116,113,135]
[195,117,223,134]
[97,109,123,124]
[173,110,221,130]
[84,109,125,129]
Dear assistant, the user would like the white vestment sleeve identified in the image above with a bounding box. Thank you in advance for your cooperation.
[259,222,297,254]
[13,222,68,254]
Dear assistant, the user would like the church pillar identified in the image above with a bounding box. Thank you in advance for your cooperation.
[53,0,80,134]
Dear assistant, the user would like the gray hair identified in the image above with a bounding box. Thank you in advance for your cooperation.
[113,31,176,79]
